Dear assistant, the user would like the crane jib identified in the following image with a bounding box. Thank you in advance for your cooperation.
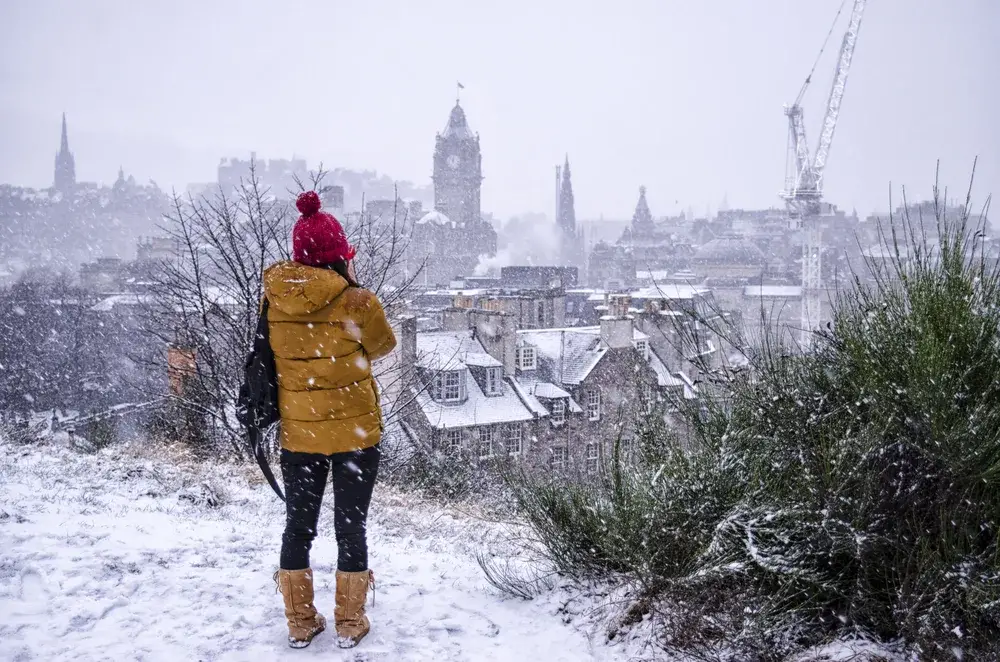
[782,0,867,349]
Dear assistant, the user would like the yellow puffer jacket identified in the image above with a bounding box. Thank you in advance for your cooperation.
[263,261,397,454]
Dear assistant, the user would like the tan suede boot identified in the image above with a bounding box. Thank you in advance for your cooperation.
[275,569,327,648]
[334,569,374,648]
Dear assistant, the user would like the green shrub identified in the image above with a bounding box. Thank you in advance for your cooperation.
[83,415,120,450]
[502,189,1000,660]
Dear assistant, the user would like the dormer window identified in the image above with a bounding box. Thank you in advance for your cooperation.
[517,346,536,371]
[550,398,566,424]
[485,367,502,395]
[634,339,648,357]
[433,369,466,403]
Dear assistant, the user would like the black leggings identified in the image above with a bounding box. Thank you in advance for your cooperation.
[279,444,380,572]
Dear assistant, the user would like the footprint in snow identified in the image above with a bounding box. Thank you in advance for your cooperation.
[426,617,464,635]
[17,568,47,605]
[449,603,501,638]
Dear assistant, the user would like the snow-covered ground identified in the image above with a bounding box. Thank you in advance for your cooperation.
[0,436,639,662]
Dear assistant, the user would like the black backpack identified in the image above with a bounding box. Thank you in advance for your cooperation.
[236,298,285,500]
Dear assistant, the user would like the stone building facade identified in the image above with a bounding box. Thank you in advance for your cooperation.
[398,296,690,476]
[406,101,497,286]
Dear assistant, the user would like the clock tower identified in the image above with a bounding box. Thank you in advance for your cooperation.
[432,101,482,226]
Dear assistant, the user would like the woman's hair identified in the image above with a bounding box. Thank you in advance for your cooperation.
[324,259,359,287]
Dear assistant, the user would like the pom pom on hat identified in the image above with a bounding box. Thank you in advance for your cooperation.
[296,190,322,217]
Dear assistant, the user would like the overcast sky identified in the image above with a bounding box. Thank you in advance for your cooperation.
[1,0,996,221]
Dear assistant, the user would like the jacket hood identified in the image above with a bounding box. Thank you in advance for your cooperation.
[263,261,349,316]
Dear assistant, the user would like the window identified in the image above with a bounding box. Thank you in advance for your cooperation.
[634,339,648,357]
[618,433,635,457]
[442,371,461,401]
[445,428,462,452]
[642,384,656,414]
[537,301,546,328]
[505,424,523,456]
[586,443,600,473]
[550,398,566,425]
[566,301,575,314]
[587,389,601,421]
[485,367,502,395]
[478,426,494,459]
[433,369,465,402]
[552,446,568,470]
[517,346,536,371]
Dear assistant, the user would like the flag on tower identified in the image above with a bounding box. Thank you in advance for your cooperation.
[457,81,465,89]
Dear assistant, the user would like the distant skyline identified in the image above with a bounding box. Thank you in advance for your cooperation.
[0,0,996,220]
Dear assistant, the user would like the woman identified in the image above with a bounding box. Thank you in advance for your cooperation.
[264,190,396,649]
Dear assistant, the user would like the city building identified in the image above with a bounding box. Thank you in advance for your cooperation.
[499,266,577,290]
[587,241,635,289]
[556,156,585,271]
[0,115,170,275]
[397,295,695,474]
[216,154,308,196]
[407,100,497,286]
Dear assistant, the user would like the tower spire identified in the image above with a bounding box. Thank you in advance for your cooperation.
[54,112,76,194]
[558,155,576,233]
[557,154,581,268]
[61,113,69,152]
[632,186,653,235]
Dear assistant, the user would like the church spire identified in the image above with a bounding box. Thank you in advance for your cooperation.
[632,185,654,235]
[60,113,70,153]
[558,154,576,234]
[54,112,76,194]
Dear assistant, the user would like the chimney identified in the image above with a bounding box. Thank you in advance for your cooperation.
[397,315,417,367]
[609,294,632,318]
[472,309,517,375]
[601,294,634,350]
[553,293,566,327]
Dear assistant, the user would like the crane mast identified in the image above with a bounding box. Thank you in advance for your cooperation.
[813,0,866,193]
[782,0,866,347]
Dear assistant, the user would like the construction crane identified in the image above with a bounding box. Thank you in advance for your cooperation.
[782,0,866,347]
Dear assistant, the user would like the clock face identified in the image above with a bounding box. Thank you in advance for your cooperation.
[446,154,461,169]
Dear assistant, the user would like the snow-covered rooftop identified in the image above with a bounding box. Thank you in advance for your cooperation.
[414,375,535,429]
[463,352,502,368]
[518,326,648,386]
[629,284,710,300]
[416,210,454,227]
[648,349,684,388]
[414,331,535,429]
[743,285,803,298]
[506,378,552,418]
[531,382,572,400]
[417,287,488,297]
[91,293,152,312]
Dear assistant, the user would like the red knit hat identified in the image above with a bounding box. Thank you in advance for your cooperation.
[292,191,355,266]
